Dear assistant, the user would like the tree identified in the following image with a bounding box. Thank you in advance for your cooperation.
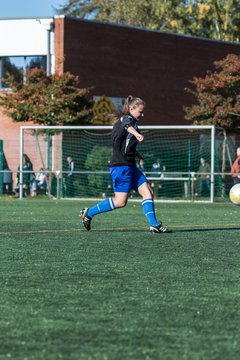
[181,0,240,42]
[56,0,240,42]
[184,54,240,131]
[0,68,93,125]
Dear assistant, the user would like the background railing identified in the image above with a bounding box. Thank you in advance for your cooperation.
[0,169,238,203]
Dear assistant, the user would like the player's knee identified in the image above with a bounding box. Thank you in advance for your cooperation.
[114,199,127,208]
[138,183,153,199]
[140,191,153,199]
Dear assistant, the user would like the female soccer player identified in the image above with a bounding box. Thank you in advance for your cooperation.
[80,95,171,233]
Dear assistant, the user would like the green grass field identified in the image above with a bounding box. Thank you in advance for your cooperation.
[0,199,240,360]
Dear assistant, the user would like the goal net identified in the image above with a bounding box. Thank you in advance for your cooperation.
[19,125,222,202]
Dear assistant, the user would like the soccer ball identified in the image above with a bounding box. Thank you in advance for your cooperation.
[229,184,240,205]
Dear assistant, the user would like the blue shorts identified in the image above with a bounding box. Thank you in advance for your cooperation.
[109,165,147,193]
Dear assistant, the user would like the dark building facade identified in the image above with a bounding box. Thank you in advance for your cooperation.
[55,16,240,125]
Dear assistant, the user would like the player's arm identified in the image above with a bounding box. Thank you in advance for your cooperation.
[126,126,144,142]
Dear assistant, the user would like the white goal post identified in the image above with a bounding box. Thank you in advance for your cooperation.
[19,125,216,201]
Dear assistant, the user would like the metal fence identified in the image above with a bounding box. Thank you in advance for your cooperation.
[0,169,238,203]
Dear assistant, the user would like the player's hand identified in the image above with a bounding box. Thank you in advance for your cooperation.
[136,134,144,142]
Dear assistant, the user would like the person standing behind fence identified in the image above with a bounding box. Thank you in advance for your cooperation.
[66,156,75,197]
[231,147,240,185]
[151,158,162,174]
[136,158,145,172]
[16,154,34,197]
[198,157,211,196]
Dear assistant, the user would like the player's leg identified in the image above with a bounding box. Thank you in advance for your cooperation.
[206,178,210,193]
[80,192,128,231]
[138,182,159,226]
[80,166,131,230]
[133,168,171,233]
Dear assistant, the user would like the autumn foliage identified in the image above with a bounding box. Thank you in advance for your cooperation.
[57,0,240,42]
[184,54,240,131]
[0,68,93,125]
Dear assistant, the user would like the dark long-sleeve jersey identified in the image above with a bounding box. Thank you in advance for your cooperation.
[109,114,140,167]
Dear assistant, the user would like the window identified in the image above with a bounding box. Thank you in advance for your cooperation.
[0,56,46,88]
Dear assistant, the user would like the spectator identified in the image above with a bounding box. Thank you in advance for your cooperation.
[66,156,75,197]
[151,158,166,175]
[3,167,13,194]
[198,157,211,196]
[152,158,161,173]
[136,158,145,172]
[31,168,47,196]
[15,154,34,197]
[231,147,240,185]
[149,158,164,196]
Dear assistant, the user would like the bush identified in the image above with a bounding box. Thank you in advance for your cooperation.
[84,146,112,196]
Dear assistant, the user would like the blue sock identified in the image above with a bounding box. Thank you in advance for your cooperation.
[142,198,160,227]
[87,198,116,217]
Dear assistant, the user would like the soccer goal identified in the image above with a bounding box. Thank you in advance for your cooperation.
[19,125,218,202]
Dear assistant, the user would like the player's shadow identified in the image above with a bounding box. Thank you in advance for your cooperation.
[93,226,240,233]
[174,227,240,233]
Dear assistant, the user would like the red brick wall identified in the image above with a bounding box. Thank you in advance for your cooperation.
[0,109,54,183]
[54,16,64,74]
[0,110,24,173]
[55,17,240,125]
